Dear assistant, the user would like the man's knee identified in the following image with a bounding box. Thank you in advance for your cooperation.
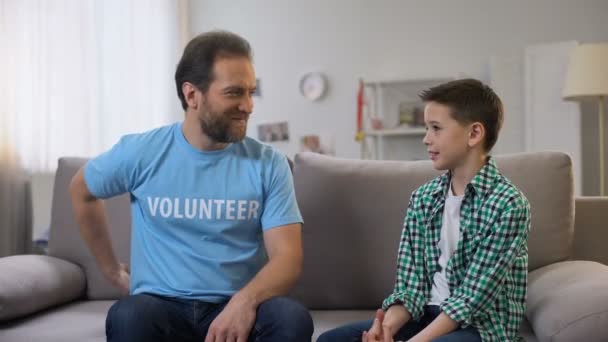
[106,294,168,341]
[257,296,313,340]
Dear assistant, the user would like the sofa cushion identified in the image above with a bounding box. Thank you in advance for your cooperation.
[0,300,113,342]
[527,260,608,342]
[494,152,574,270]
[0,255,85,321]
[48,158,131,300]
[290,152,574,310]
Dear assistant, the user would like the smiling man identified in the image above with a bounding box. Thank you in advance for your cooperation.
[69,30,313,342]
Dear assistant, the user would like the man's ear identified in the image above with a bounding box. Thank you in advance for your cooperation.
[468,122,486,149]
[182,82,201,110]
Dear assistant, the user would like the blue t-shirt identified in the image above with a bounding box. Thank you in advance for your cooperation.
[84,122,303,302]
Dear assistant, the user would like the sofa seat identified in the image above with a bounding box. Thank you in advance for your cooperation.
[0,300,113,342]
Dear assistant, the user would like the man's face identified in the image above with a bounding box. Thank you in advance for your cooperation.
[198,56,256,143]
[422,101,473,171]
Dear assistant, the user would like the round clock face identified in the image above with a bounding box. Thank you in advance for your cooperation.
[299,72,327,101]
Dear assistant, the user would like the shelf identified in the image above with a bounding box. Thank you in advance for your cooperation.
[359,76,455,160]
[364,127,426,137]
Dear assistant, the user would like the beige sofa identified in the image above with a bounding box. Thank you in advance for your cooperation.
[1,152,608,341]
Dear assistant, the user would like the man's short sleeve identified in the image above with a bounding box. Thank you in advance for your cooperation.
[84,136,134,199]
[260,153,303,230]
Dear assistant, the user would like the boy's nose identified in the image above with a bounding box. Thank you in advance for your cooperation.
[423,131,431,145]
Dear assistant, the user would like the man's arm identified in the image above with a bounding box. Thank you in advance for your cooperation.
[204,223,302,342]
[69,167,129,293]
[236,223,303,305]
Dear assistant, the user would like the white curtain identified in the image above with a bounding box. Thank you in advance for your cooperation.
[0,100,32,256]
[1,0,182,173]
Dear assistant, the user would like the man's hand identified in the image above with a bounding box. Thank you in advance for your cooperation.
[205,294,257,342]
[105,262,130,295]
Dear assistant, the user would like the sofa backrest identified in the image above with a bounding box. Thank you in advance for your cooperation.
[290,152,574,309]
[48,152,574,304]
[49,158,130,300]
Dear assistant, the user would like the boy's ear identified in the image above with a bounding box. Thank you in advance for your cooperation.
[468,122,485,149]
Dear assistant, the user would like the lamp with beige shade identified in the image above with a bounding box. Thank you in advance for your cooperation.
[563,43,608,196]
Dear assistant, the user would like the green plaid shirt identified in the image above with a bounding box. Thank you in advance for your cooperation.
[382,158,530,342]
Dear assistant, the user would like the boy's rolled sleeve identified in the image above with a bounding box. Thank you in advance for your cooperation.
[382,195,427,320]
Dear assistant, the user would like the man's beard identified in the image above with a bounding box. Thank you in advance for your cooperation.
[199,109,248,144]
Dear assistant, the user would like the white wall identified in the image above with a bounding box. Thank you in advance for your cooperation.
[30,0,608,239]
[188,0,608,159]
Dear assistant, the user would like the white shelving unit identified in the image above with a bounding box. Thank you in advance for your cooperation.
[360,77,453,160]
[364,127,427,137]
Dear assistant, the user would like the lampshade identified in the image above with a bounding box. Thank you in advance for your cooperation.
[563,43,608,101]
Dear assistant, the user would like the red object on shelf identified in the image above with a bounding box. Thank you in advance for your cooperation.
[355,80,364,141]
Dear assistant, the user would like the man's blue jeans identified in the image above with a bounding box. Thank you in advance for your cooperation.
[106,293,313,342]
[317,305,481,342]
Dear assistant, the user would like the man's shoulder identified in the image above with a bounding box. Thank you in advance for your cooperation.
[119,123,177,147]
[234,137,286,163]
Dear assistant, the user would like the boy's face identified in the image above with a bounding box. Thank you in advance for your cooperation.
[422,101,474,171]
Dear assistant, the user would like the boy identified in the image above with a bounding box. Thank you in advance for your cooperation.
[319,79,530,342]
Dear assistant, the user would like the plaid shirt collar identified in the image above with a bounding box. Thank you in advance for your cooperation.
[431,157,499,200]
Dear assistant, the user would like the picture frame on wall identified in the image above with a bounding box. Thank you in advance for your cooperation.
[257,121,289,142]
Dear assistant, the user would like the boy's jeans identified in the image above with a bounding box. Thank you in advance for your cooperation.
[318,305,481,342]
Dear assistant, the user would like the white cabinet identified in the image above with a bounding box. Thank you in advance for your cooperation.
[360,78,452,160]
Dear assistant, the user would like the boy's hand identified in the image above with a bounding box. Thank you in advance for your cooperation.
[382,304,411,336]
[363,309,386,341]
[363,308,406,342]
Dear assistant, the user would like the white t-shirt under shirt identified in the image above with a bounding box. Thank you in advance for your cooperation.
[429,184,465,306]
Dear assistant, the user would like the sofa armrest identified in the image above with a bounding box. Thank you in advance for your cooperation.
[527,261,608,342]
[573,196,608,265]
[0,255,86,321]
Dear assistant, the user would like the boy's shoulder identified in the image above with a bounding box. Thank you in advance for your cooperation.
[410,160,530,213]
[411,175,446,201]
[490,173,530,212]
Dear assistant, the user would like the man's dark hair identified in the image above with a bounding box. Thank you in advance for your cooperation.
[175,30,252,110]
[420,78,504,151]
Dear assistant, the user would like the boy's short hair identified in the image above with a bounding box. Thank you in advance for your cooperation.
[420,78,504,151]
